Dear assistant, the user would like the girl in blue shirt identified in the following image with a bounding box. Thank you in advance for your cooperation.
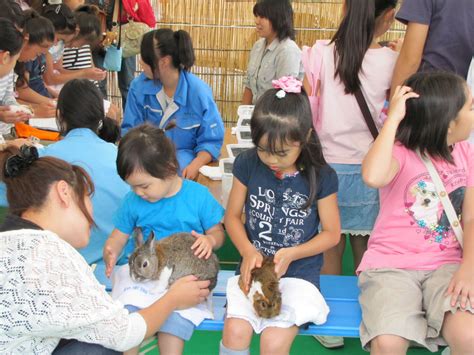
[104,124,225,355]
[39,78,128,264]
[122,29,225,179]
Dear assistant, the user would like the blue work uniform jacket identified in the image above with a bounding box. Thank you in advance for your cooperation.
[122,71,225,171]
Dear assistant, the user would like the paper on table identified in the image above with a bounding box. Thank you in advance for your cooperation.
[28,99,112,132]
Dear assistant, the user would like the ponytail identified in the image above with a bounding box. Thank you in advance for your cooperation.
[23,9,55,44]
[173,30,195,71]
[42,3,76,34]
[141,28,196,76]
[74,5,101,44]
[57,79,120,143]
[0,145,95,225]
[331,0,397,94]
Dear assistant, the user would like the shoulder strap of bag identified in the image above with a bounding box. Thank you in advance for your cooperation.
[416,150,464,248]
[354,87,378,140]
[112,0,122,49]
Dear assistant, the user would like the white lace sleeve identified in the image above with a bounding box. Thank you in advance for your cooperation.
[1,230,147,353]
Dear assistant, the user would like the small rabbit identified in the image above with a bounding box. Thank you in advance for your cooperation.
[239,257,282,318]
[129,229,220,291]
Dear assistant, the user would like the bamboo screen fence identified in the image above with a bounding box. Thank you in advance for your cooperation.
[107,0,405,126]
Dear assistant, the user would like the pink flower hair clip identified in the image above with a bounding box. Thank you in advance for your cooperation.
[272,76,302,99]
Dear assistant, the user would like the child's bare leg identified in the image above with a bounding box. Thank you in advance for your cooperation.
[157,332,184,355]
[221,318,253,351]
[370,334,409,355]
[260,326,298,355]
[350,234,369,272]
[442,310,474,355]
[321,234,346,275]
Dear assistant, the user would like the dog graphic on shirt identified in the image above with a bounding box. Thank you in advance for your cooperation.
[408,181,441,227]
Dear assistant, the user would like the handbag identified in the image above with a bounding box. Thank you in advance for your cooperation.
[301,40,329,132]
[417,150,464,248]
[103,0,123,71]
[121,20,150,58]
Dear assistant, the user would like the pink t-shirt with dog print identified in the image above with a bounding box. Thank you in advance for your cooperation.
[358,141,473,273]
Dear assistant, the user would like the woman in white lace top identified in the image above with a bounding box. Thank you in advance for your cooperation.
[0,146,211,355]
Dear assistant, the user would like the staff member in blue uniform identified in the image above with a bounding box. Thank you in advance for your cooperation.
[122,29,225,180]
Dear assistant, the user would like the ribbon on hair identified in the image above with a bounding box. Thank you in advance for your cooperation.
[272,76,302,99]
[5,145,39,178]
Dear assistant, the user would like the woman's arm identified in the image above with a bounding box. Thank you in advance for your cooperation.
[43,52,106,85]
[390,22,429,98]
[274,193,341,277]
[242,87,253,105]
[362,86,419,188]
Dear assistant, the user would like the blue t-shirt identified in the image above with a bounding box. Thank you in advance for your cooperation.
[114,179,225,255]
[396,0,474,78]
[24,55,50,98]
[233,148,338,288]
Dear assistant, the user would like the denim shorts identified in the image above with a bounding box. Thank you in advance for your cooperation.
[125,305,195,341]
[330,163,379,235]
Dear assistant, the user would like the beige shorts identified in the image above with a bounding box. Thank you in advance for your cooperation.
[358,264,473,352]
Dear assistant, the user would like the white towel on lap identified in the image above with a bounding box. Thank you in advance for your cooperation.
[110,264,213,326]
[226,275,329,334]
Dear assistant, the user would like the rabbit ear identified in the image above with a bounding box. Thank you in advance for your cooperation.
[134,227,144,247]
[145,231,155,251]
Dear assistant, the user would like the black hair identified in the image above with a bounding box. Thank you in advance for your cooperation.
[141,28,195,79]
[0,18,24,56]
[253,0,295,41]
[331,0,397,94]
[250,88,327,208]
[23,9,55,44]
[0,0,25,29]
[396,71,468,164]
[15,10,55,87]
[74,5,101,44]
[57,79,120,143]
[42,4,76,34]
[117,124,179,181]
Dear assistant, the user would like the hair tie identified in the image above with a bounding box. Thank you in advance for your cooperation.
[5,145,39,178]
[272,76,302,99]
[98,119,103,130]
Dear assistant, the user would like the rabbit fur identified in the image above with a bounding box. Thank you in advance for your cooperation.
[239,257,282,318]
[129,229,220,291]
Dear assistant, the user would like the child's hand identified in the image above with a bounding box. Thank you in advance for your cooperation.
[103,239,122,278]
[274,247,296,278]
[182,161,201,180]
[387,86,419,123]
[388,38,404,52]
[190,230,215,259]
[240,247,263,292]
[0,106,31,123]
[445,264,474,309]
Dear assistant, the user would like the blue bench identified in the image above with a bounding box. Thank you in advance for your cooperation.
[93,265,361,337]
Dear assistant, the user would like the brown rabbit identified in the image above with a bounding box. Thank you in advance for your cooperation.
[128,229,220,291]
[239,257,282,318]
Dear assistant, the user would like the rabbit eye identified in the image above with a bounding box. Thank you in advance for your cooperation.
[260,301,267,308]
[142,261,148,268]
